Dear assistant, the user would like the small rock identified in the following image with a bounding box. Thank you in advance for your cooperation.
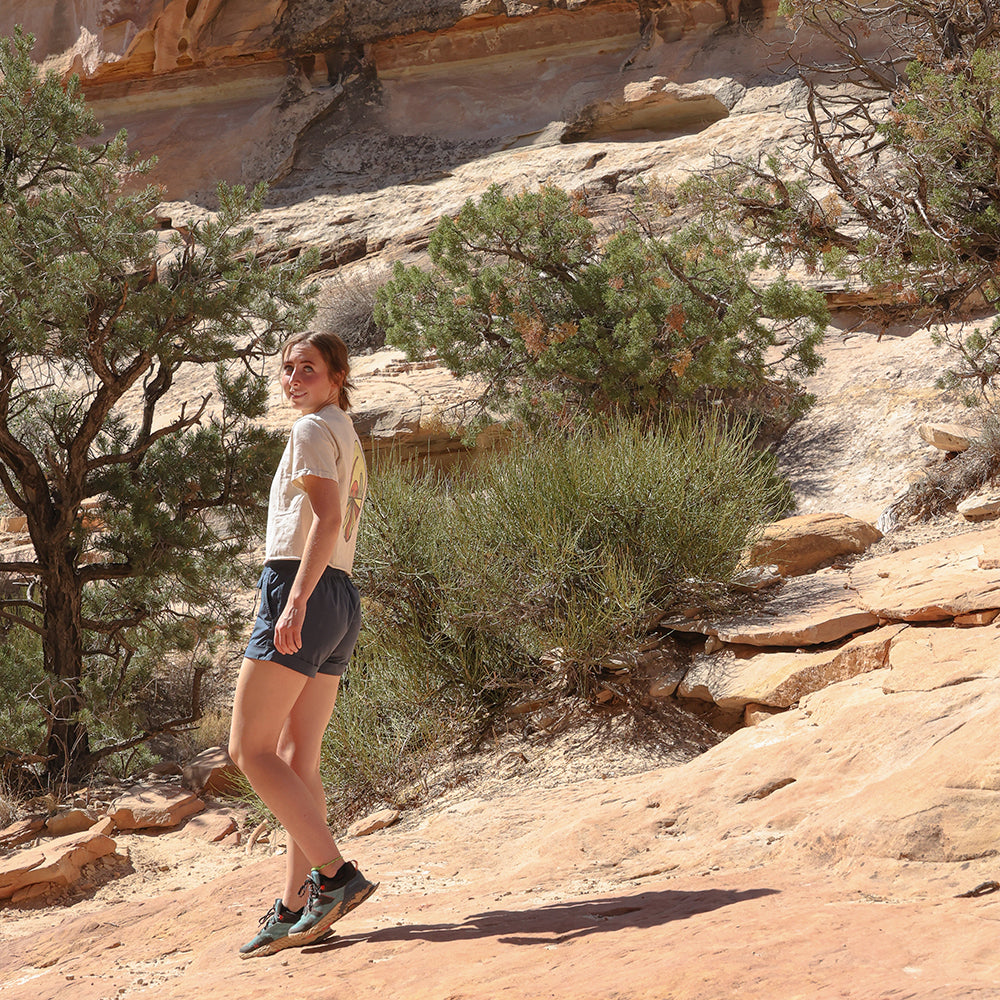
[957,491,1000,521]
[45,809,98,837]
[731,564,783,592]
[347,808,401,838]
[91,816,116,836]
[647,662,688,699]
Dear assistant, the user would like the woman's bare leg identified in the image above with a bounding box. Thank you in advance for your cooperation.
[277,672,343,904]
[229,657,342,908]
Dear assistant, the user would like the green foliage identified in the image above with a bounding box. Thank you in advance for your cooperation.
[691,2,1000,410]
[0,27,317,781]
[375,184,827,429]
[322,415,788,807]
[0,628,47,765]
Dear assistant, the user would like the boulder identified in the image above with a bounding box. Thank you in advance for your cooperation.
[0,829,117,901]
[108,782,205,830]
[182,746,242,796]
[679,624,908,710]
[744,512,882,577]
[849,524,1000,621]
[918,422,980,452]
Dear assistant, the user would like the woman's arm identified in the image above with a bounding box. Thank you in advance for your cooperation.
[273,474,342,656]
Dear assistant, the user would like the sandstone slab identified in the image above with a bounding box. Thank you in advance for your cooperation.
[849,524,1000,621]
[744,512,882,577]
[957,489,1000,520]
[178,810,239,843]
[0,829,117,901]
[679,624,908,710]
[108,782,205,830]
[0,814,46,850]
[708,572,879,647]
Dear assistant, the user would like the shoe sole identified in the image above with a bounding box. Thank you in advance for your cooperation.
[286,879,379,944]
[239,926,337,960]
[239,933,298,960]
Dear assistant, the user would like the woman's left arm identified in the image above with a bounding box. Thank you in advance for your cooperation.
[273,474,342,656]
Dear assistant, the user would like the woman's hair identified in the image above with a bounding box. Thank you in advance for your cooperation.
[281,330,355,410]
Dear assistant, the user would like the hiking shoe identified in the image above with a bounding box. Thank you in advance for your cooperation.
[239,898,303,959]
[287,862,378,942]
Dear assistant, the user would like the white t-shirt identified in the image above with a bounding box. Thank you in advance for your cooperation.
[264,404,368,575]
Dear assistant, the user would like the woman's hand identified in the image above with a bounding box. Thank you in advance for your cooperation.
[274,601,305,655]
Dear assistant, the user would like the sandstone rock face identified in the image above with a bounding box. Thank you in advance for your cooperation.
[884,623,1000,693]
[108,782,205,830]
[849,523,1000,621]
[0,1,789,207]
[744,512,882,577]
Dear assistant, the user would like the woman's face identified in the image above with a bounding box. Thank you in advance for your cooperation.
[280,343,342,414]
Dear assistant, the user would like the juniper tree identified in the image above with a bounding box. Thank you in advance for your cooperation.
[374,184,828,430]
[0,28,316,781]
[680,1,1000,407]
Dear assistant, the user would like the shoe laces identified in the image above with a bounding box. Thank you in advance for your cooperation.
[298,870,323,906]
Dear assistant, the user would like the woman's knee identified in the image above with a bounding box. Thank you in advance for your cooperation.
[276,736,319,778]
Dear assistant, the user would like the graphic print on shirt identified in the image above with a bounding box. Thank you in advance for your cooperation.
[344,440,366,542]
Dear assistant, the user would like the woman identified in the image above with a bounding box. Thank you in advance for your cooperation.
[228,330,375,959]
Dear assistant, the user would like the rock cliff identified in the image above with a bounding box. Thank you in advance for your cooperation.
[5,1,779,202]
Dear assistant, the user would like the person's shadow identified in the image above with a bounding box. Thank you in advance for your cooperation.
[303,886,778,951]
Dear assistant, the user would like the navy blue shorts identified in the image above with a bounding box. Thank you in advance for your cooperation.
[244,561,361,678]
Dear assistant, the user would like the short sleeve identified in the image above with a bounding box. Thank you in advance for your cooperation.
[288,414,340,489]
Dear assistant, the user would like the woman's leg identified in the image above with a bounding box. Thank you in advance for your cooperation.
[277,671,343,904]
[229,657,341,908]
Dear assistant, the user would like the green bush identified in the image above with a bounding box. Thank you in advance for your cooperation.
[320,414,788,809]
[374,184,827,431]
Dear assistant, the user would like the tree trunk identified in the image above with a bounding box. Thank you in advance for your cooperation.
[40,553,87,783]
